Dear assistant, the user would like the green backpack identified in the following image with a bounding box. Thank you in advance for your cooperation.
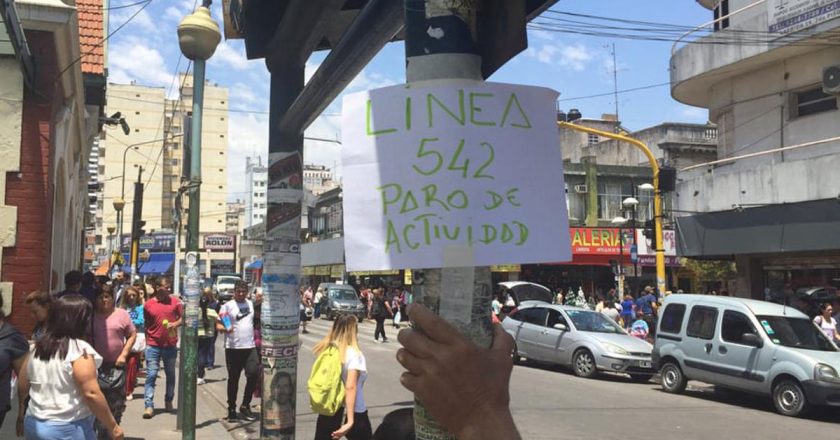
[308,344,345,416]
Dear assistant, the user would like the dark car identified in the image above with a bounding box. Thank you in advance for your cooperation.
[318,283,366,321]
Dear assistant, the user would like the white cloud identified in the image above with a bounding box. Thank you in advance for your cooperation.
[164,6,183,22]
[227,113,269,199]
[211,41,255,71]
[109,37,174,87]
[112,7,157,34]
[526,43,593,71]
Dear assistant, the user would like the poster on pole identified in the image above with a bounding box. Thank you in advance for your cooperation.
[342,80,572,271]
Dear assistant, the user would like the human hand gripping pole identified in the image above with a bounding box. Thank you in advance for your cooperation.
[396,304,522,440]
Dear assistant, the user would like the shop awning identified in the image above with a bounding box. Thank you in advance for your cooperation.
[675,198,840,258]
[121,253,175,275]
[245,259,263,270]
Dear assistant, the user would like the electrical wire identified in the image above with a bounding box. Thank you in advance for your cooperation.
[77,0,151,11]
[54,0,153,81]
[559,82,671,102]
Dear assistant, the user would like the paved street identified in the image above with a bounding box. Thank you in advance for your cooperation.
[3,317,838,439]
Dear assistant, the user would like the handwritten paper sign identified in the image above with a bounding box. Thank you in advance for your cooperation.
[341,80,571,271]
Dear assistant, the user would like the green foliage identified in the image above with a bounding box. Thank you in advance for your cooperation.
[682,258,737,281]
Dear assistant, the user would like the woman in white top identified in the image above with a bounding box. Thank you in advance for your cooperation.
[313,315,371,440]
[18,294,124,440]
[814,303,840,345]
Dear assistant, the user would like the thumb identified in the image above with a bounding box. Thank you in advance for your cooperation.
[490,323,514,354]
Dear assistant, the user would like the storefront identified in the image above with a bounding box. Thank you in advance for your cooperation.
[521,227,680,298]
[760,252,840,302]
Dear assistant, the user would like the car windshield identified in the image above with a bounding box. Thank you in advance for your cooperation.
[566,310,625,334]
[756,315,838,352]
[329,289,357,301]
[216,276,239,285]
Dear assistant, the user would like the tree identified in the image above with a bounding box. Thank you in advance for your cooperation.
[682,258,737,282]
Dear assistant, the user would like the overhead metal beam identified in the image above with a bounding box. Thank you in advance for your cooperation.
[275,0,403,139]
[265,0,344,70]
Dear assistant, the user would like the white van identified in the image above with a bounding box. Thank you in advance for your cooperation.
[653,294,840,417]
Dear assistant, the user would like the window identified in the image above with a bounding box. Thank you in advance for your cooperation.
[686,306,718,340]
[721,311,757,345]
[587,133,600,145]
[792,87,837,118]
[713,0,729,31]
[546,310,568,329]
[516,308,548,326]
[597,182,632,220]
[660,304,686,334]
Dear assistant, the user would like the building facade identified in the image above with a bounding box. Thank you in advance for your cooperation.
[96,74,232,279]
[1,0,106,331]
[303,164,339,195]
[671,0,840,299]
[245,156,267,228]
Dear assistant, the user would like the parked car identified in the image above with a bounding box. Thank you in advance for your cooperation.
[653,294,840,417]
[502,303,655,382]
[497,281,554,314]
[318,283,366,321]
[214,274,242,303]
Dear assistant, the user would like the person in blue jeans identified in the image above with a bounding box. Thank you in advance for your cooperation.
[142,276,183,419]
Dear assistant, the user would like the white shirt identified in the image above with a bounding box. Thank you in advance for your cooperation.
[27,339,103,422]
[342,347,367,413]
[219,299,256,349]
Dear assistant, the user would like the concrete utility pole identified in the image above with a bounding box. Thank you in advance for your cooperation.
[259,59,305,439]
[176,4,221,439]
[404,1,494,439]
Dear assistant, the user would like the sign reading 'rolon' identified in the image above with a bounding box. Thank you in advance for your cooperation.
[341,80,572,272]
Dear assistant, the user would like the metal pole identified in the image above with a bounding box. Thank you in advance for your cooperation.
[180,58,206,440]
[129,166,144,281]
[260,62,304,439]
[631,209,638,296]
[556,122,666,297]
[618,226,624,297]
[404,2,492,439]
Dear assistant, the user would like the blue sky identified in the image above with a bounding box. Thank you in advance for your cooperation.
[105,0,713,201]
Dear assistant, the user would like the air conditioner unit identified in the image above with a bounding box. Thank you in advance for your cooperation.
[574,184,588,193]
[823,65,840,95]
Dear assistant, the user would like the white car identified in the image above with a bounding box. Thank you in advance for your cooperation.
[503,302,655,382]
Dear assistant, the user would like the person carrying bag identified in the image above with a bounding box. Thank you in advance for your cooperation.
[311,315,371,440]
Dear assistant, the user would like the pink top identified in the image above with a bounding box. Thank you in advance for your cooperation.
[814,315,837,341]
[92,308,135,363]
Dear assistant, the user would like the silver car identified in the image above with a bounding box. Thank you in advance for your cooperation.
[503,303,655,381]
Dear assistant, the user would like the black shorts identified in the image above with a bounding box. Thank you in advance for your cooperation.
[300,310,312,322]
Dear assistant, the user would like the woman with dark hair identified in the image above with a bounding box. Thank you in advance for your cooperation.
[0,292,29,432]
[814,303,840,345]
[24,290,52,341]
[120,286,144,401]
[92,287,136,439]
[197,288,219,385]
[17,294,124,439]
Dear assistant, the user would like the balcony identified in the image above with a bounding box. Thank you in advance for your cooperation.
[671,3,840,106]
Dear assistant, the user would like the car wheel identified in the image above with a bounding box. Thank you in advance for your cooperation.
[512,343,523,365]
[659,362,687,394]
[629,373,653,383]
[572,349,597,378]
[772,379,810,417]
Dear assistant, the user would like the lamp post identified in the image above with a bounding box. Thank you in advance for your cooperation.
[115,136,183,242]
[177,3,220,439]
[106,225,116,267]
[611,215,628,296]
[622,197,640,295]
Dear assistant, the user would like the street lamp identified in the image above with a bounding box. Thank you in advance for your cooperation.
[611,215,628,295]
[115,136,183,241]
[622,197,640,295]
[177,4,220,438]
[106,225,116,263]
